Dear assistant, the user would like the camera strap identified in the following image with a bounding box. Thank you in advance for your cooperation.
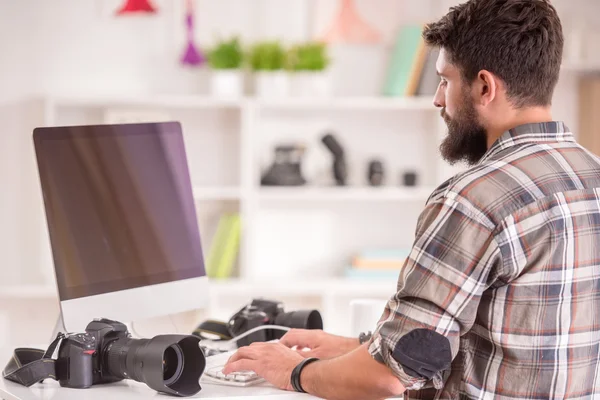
[2,334,64,387]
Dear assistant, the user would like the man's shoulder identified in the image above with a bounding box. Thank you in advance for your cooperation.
[429,140,600,227]
[427,158,521,227]
[429,162,502,204]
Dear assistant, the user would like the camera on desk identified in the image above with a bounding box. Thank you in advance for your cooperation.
[228,299,324,347]
[195,299,324,348]
[45,318,203,396]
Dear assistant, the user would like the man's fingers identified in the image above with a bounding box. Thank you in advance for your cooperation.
[226,347,259,364]
[280,330,312,349]
[249,341,269,347]
[295,349,316,358]
[223,359,257,375]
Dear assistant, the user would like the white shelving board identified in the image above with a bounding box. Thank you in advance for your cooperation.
[257,186,435,202]
[193,186,243,201]
[0,278,396,300]
[46,95,437,112]
[0,285,58,300]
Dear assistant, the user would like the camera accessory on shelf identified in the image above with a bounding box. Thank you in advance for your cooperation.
[3,318,206,397]
[193,299,324,348]
[322,133,347,186]
[260,145,307,186]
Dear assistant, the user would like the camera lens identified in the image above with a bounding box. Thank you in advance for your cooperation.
[163,344,184,385]
[105,335,204,397]
[274,309,323,337]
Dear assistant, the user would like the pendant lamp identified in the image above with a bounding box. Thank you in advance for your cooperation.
[321,0,381,44]
[115,0,157,15]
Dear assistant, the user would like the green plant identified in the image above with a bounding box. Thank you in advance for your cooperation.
[287,41,330,71]
[248,41,287,71]
[207,37,244,69]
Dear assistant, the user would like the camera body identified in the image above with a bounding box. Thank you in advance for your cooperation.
[228,299,323,347]
[56,318,130,388]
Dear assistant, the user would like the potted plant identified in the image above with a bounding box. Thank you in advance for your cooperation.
[287,41,332,97]
[206,36,245,97]
[248,41,289,98]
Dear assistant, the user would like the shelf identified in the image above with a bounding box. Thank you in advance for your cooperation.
[48,94,244,109]
[258,186,433,202]
[208,277,398,298]
[0,279,397,301]
[256,96,436,111]
[0,285,57,299]
[193,186,242,201]
[45,95,436,112]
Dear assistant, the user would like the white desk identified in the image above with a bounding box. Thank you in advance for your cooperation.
[0,378,315,400]
[0,349,316,400]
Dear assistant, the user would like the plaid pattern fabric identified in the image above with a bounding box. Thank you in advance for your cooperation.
[368,122,600,399]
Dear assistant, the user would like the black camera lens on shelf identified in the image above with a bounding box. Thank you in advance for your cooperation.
[368,160,385,186]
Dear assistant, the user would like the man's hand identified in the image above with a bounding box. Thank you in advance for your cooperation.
[279,329,360,359]
[222,342,304,391]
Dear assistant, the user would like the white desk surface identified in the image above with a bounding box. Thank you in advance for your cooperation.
[0,349,316,400]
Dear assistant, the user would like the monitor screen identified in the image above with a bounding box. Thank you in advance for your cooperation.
[34,122,206,301]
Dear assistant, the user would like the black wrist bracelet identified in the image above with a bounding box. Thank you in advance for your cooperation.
[290,357,319,393]
[358,331,372,344]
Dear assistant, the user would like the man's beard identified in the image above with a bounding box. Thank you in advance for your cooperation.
[439,93,489,166]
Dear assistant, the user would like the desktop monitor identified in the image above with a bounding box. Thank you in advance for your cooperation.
[33,121,209,332]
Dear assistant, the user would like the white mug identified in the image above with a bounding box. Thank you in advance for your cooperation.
[349,298,389,337]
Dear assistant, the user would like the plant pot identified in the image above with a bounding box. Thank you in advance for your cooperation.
[210,70,244,97]
[290,71,332,97]
[254,71,290,98]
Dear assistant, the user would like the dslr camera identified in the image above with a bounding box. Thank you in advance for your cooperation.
[196,299,323,348]
[4,318,205,397]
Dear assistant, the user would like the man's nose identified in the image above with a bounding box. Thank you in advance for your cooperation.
[433,86,445,108]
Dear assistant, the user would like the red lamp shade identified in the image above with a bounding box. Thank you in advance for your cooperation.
[116,0,157,15]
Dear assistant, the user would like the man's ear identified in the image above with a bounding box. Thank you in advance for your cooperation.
[473,70,497,107]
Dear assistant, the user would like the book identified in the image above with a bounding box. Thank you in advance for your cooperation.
[356,248,411,260]
[214,213,241,279]
[416,48,440,96]
[205,213,241,279]
[352,257,406,270]
[383,25,428,97]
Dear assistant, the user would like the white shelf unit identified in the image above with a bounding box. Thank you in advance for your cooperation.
[23,94,450,336]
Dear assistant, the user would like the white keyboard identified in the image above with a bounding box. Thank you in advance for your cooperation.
[201,349,265,387]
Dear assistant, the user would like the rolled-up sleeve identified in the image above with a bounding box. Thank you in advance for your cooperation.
[368,196,501,391]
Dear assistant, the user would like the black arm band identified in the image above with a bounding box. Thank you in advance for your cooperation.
[290,357,319,393]
[358,331,372,344]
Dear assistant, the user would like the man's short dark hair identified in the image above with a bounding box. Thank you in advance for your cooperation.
[423,0,564,108]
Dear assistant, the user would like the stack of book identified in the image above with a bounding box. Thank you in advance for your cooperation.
[205,213,241,279]
[344,248,410,280]
[382,24,440,97]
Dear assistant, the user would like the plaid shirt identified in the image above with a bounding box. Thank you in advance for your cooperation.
[368,122,600,399]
